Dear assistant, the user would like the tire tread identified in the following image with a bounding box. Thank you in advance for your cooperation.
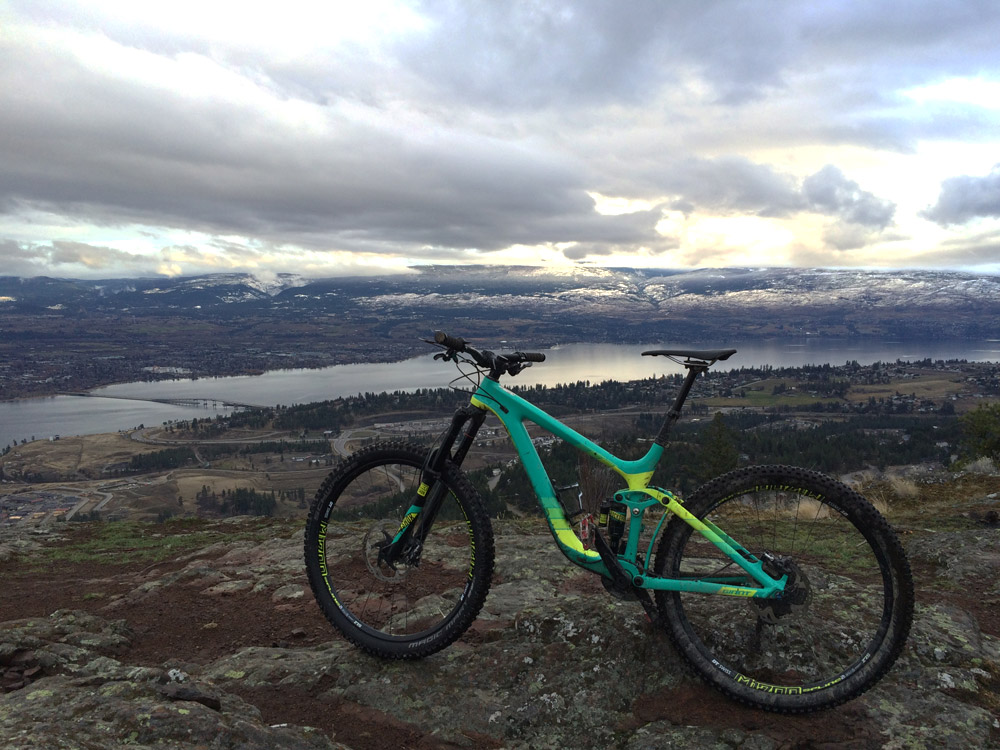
[303,441,495,659]
[655,464,913,713]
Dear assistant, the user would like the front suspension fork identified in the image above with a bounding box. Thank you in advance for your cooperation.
[379,406,486,567]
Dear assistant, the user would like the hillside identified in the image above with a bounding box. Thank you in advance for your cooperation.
[3,266,1000,399]
[2,465,999,749]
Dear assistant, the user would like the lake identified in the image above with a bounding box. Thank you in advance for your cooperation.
[4,338,999,443]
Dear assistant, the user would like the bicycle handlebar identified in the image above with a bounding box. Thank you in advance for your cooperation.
[433,331,467,350]
[431,330,545,378]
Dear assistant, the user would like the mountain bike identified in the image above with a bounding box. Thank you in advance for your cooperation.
[303,331,914,712]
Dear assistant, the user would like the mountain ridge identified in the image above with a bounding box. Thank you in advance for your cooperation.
[3,266,999,313]
[3,266,999,399]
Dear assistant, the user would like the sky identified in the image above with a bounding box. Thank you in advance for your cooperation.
[2,0,1000,279]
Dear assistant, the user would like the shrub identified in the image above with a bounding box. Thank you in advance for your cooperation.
[960,403,1000,461]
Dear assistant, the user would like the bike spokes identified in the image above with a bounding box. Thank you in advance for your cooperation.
[656,466,912,711]
[304,442,494,657]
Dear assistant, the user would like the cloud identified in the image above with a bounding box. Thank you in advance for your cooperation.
[922,164,1000,225]
[651,157,805,218]
[2,1,1000,275]
[910,226,1000,267]
[0,236,421,280]
[819,223,883,252]
[0,240,153,277]
[0,240,49,277]
[562,234,681,261]
[803,166,895,229]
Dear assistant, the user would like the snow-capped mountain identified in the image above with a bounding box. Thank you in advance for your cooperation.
[1,267,997,343]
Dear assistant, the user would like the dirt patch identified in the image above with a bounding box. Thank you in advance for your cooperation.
[0,537,470,750]
[2,432,162,481]
[629,682,884,749]
[233,683,506,750]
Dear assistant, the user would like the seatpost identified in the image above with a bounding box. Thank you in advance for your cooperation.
[654,362,708,446]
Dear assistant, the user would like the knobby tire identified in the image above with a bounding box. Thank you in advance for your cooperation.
[303,441,495,659]
[654,465,913,713]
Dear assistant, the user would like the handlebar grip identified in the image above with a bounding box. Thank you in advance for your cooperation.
[434,331,467,350]
[517,351,546,363]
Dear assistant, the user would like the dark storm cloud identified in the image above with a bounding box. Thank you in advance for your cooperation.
[400,1,797,107]
[922,165,1000,225]
[0,37,592,252]
[0,22,673,259]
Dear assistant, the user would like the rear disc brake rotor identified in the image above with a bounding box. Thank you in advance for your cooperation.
[751,558,813,625]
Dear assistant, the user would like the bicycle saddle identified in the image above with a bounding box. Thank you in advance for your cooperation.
[642,348,737,362]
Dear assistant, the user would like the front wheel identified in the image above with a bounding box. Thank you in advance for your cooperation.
[303,441,495,659]
[654,465,913,712]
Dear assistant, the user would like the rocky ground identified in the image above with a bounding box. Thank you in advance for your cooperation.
[2,478,1000,749]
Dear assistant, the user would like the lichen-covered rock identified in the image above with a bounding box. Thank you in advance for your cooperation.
[0,610,132,681]
[3,520,1000,748]
[106,532,308,609]
[0,675,343,750]
[0,610,347,750]
[908,529,1000,595]
[205,642,347,691]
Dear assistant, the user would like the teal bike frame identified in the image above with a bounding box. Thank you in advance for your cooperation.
[467,375,787,600]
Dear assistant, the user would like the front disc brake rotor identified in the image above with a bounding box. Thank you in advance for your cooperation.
[363,520,409,583]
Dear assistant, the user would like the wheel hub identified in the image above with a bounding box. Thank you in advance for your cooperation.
[363,520,409,583]
[752,556,812,625]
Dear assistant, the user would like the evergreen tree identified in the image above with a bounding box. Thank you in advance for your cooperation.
[960,403,1000,460]
[695,412,738,484]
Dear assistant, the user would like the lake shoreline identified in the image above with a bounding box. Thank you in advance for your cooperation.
[6,333,1000,405]
[4,338,1000,444]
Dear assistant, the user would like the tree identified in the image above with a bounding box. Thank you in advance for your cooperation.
[960,403,1000,461]
[695,412,739,484]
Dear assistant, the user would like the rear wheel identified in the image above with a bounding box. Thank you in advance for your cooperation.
[654,465,913,712]
[304,441,494,658]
